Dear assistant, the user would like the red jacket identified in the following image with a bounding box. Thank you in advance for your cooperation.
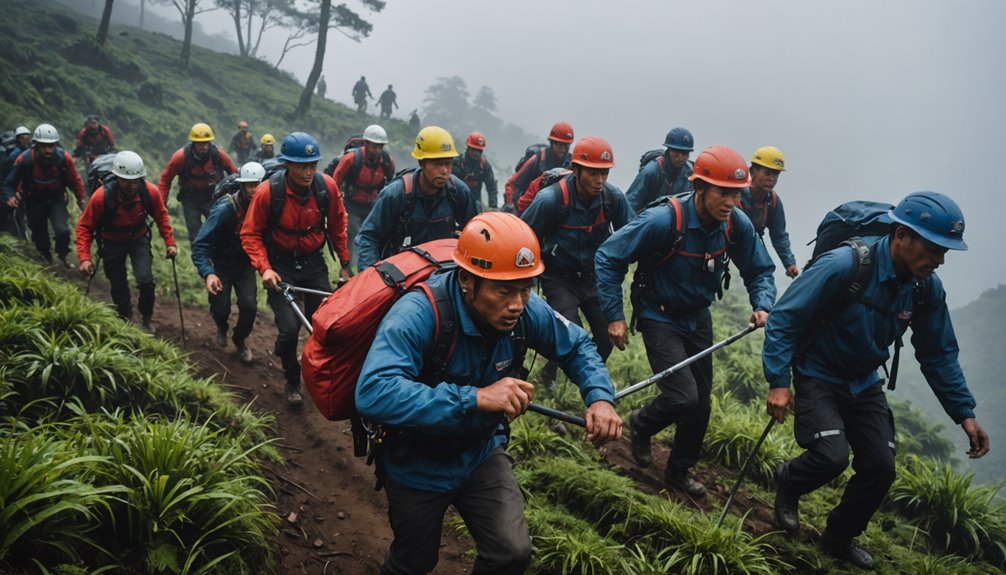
[7,148,86,202]
[158,144,237,201]
[76,181,175,263]
[332,148,395,204]
[76,125,116,153]
[240,173,349,275]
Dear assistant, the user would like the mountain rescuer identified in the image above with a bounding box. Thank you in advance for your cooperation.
[191,161,266,364]
[240,132,351,405]
[377,84,398,119]
[3,123,87,266]
[0,125,31,237]
[355,126,478,271]
[505,121,574,211]
[76,151,177,334]
[740,146,799,278]
[763,191,989,569]
[159,122,237,243]
[230,120,254,164]
[330,124,395,271]
[73,114,116,166]
[625,127,695,214]
[253,133,276,162]
[452,131,499,210]
[355,212,623,575]
[595,145,776,496]
[520,136,631,388]
[352,75,372,112]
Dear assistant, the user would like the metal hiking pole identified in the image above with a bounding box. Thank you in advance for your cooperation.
[170,258,186,346]
[715,418,776,529]
[84,254,102,296]
[281,284,333,299]
[527,403,586,427]
[278,283,314,334]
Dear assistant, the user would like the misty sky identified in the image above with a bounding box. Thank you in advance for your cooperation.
[140,0,1006,306]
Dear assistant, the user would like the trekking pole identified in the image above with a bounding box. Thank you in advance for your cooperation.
[527,403,586,427]
[614,324,757,401]
[278,283,314,334]
[281,284,333,298]
[170,258,186,347]
[715,418,776,529]
[84,254,102,296]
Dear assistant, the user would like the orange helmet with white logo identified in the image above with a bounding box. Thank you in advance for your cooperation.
[570,136,615,169]
[688,146,750,188]
[453,213,544,280]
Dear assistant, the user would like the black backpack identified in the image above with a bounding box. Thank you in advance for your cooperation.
[391,168,466,251]
[638,148,664,173]
[180,142,225,189]
[323,135,369,176]
[0,130,16,153]
[806,200,894,262]
[98,179,154,237]
[514,143,547,173]
[86,153,117,196]
[14,147,70,196]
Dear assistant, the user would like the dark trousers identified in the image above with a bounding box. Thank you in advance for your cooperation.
[180,195,213,245]
[346,200,373,272]
[265,253,330,387]
[539,273,612,382]
[102,235,155,320]
[780,377,896,539]
[632,314,713,473]
[208,262,257,345]
[380,449,531,575]
[25,197,70,260]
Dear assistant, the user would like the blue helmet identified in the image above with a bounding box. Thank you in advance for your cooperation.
[663,127,694,152]
[888,191,967,251]
[278,132,322,163]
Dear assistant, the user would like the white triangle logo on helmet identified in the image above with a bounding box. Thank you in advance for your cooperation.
[515,247,535,268]
[733,168,746,180]
[600,151,611,161]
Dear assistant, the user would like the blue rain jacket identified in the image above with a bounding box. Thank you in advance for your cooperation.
[739,187,797,269]
[191,196,250,278]
[625,156,693,214]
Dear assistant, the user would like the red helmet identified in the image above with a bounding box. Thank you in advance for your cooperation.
[548,121,574,144]
[688,146,750,189]
[466,132,487,150]
[570,136,615,169]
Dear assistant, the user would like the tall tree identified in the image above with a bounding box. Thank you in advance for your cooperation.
[152,0,217,65]
[217,0,295,58]
[97,0,114,47]
[473,86,497,113]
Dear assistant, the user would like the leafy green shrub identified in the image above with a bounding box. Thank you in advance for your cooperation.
[889,399,955,462]
[704,395,796,486]
[525,505,628,575]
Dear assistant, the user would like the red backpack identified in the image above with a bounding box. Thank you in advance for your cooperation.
[301,239,458,421]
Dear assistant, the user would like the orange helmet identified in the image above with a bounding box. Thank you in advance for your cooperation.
[688,146,750,189]
[453,213,544,281]
[466,132,487,150]
[548,121,574,144]
[571,136,615,169]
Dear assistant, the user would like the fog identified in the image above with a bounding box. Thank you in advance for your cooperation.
[112,0,1006,306]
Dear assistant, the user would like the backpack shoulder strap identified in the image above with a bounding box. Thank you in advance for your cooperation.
[653,196,686,267]
[553,176,572,229]
[266,171,287,228]
[138,181,153,216]
[382,149,394,183]
[417,280,457,383]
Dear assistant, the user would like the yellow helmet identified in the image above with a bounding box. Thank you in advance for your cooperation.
[750,146,785,171]
[189,122,215,142]
[261,133,276,145]
[411,126,458,160]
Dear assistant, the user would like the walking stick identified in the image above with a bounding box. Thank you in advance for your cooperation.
[170,258,186,346]
[278,283,314,334]
[715,418,776,529]
[281,284,334,298]
[84,254,102,296]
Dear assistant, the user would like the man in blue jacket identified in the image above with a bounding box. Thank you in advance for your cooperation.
[625,127,695,214]
[739,146,799,278]
[356,212,622,575]
[355,126,478,270]
[521,136,631,388]
[191,161,265,363]
[763,191,989,569]
[595,145,776,496]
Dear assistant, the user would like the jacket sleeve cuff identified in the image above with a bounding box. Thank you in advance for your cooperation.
[461,385,479,413]
[768,375,791,389]
[951,409,976,425]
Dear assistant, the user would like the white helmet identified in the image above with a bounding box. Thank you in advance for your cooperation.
[14,126,31,137]
[236,161,266,183]
[363,124,388,145]
[111,151,147,180]
[32,123,60,144]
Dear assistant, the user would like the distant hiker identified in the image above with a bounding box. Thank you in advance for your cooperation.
[229,120,254,164]
[740,146,799,278]
[356,212,622,575]
[355,126,478,271]
[352,75,372,113]
[764,191,989,570]
[191,162,265,363]
[240,132,350,406]
[452,131,498,210]
[505,121,574,211]
[408,109,420,130]
[0,126,31,237]
[159,122,237,243]
[2,124,87,266]
[253,133,276,162]
[595,146,776,496]
[521,136,631,389]
[317,75,327,99]
[329,124,395,271]
[625,127,694,214]
[73,114,116,167]
[76,151,177,334]
[377,84,398,119]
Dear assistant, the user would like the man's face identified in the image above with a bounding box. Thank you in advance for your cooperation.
[262,143,274,155]
[549,141,570,160]
[574,166,609,197]
[35,142,56,159]
[667,149,690,169]
[87,119,99,131]
[364,141,384,161]
[893,228,948,279]
[16,134,30,148]
[419,158,454,190]
[698,185,742,222]
[116,176,141,195]
[193,142,210,156]
[467,147,483,160]
[462,276,533,333]
[239,125,248,133]
[241,181,259,202]
[285,161,318,189]
[750,166,780,195]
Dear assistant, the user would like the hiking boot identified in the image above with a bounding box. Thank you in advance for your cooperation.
[141,316,156,335]
[237,343,253,364]
[285,384,303,407]
[215,328,228,348]
[58,254,72,268]
[629,409,652,468]
[774,462,801,532]
[665,468,706,497]
[820,530,874,570]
